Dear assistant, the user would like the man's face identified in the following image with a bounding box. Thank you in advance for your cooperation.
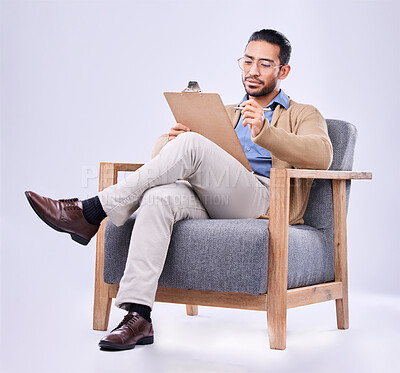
[242,41,282,98]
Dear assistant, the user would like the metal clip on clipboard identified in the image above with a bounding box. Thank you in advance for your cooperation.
[181,81,201,93]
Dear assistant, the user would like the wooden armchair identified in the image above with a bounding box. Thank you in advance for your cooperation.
[93,120,372,350]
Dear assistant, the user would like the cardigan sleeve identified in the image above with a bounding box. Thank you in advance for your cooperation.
[251,105,333,170]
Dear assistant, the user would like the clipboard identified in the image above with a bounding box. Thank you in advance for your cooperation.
[164,92,252,172]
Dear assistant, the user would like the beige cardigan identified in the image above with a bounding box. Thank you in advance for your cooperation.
[151,99,333,225]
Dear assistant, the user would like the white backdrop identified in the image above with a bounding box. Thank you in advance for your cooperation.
[1,0,399,369]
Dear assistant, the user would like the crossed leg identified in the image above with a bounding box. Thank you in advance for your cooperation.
[98,132,270,310]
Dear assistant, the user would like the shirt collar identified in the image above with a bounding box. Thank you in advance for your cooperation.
[240,89,289,110]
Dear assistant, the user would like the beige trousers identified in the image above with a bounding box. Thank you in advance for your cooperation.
[98,132,270,310]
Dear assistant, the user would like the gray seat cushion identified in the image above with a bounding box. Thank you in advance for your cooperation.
[104,217,334,295]
[103,119,357,295]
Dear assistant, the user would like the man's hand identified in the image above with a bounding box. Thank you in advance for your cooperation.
[240,99,265,137]
[168,122,191,141]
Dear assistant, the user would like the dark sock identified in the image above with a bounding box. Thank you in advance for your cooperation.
[128,303,152,323]
[82,196,107,225]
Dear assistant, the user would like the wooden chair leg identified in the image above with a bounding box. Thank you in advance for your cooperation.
[93,219,112,331]
[267,299,287,350]
[93,281,112,331]
[336,297,349,329]
[332,180,349,330]
[186,304,198,316]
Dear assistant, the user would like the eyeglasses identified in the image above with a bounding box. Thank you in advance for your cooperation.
[237,57,282,73]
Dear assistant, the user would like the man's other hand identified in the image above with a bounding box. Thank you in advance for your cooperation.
[168,123,191,141]
[240,99,265,137]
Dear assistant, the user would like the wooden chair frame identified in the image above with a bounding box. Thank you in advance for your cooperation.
[93,162,372,350]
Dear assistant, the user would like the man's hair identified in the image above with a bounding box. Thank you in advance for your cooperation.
[247,29,292,65]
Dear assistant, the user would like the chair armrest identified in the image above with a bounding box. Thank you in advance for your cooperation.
[266,167,372,331]
[286,169,372,180]
[267,167,373,267]
[98,162,144,192]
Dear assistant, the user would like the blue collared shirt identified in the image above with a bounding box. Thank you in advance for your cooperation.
[235,90,290,178]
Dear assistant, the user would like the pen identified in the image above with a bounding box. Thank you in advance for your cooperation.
[234,106,272,112]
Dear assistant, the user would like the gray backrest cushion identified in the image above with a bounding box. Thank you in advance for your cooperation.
[302,119,357,229]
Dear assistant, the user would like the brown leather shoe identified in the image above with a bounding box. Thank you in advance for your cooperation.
[25,191,100,246]
[99,312,154,350]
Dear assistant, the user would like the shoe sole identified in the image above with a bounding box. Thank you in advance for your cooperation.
[98,335,154,351]
[25,191,90,246]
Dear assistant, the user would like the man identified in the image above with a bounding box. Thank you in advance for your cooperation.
[25,29,333,351]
